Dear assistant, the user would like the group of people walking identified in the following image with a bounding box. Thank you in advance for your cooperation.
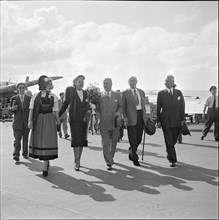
[9,74,218,177]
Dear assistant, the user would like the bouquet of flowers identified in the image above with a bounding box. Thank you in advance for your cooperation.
[83,83,101,124]
[85,83,101,105]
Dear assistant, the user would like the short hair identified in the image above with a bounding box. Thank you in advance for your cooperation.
[16,82,26,89]
[209,86,217,92]
[165,75,175,82]
[128,76,137,82]
[59,92,64,96]
[103,78,112,84]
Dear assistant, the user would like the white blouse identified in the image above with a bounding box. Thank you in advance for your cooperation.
[29,92,59,111]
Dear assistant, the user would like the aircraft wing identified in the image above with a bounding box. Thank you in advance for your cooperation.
[25,76,63,87]
[185,98,205,114]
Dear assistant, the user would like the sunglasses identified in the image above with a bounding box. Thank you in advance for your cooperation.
[18,87,25,89]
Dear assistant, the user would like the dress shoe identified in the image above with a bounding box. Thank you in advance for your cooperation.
[74,167,80,171]
[59,134,62,138]
[133,160,141,167]
[107,165,113,171]
[201,136,204,140]
[23,156,28,159]
[42,170,48,177]
[170,163,176,167]
[13,156,19,162]
[65,134,70,139]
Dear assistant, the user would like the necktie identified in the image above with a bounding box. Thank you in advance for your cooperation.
[134,89,139,106]
[212,96,216,109]
[21,95,24,108]
[106,92,110,101]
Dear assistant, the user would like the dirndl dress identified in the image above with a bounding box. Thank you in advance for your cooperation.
[29,93,58,160]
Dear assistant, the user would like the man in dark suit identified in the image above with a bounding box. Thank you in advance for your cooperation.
[10,82,31,163]
[157,75,186,167]
[122,76,147,167]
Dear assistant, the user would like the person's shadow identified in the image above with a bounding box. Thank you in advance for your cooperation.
[20,158,115,202]
[81,163,193,195]
[140,161,218,186]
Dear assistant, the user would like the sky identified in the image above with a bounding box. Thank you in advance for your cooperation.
[1,1,218,96]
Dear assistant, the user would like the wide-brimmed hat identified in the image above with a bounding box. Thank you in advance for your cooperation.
[180,123,191,136]
[113,113,123,129]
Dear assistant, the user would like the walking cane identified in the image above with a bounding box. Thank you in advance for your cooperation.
[142,130,146,160]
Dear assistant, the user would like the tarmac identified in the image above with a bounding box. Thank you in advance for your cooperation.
[0,122,218,219]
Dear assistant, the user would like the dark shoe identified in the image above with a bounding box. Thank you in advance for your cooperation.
[133,160,141,167]
[59,134,62,138]
[128,154,132,161]
[42,170,48,177]
[74,167,80,171]
[23,156,28,159]
[170,163,176,167]
[201,136,204,140]
[65,134,70,139]
[178,140,182,144]
[13,156,19,162]
[107,165,113,171]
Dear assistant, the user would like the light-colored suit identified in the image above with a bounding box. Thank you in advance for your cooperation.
[122,88,147,126]
[98,91,123,166]
[122,88,147,161]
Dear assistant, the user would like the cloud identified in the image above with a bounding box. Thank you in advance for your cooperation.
[1,2,218,92]
[174,10,200,24]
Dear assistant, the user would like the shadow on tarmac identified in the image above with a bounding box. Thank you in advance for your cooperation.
[19,154,218,203]
[181,142,218,149]
[20,158,115,202]
[141,161,219,186]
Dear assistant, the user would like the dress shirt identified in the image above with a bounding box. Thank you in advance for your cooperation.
[205,95,218,108]
[131,88,142,110]
[105,91,111,98]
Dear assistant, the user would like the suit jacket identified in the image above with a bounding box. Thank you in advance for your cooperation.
[58,99,67,120]
[122,88,147,126]
[10,94,31,129]
[156,88,186,127]
[59,86,87,122]
[98,91,123,130]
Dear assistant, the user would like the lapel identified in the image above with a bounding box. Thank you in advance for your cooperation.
[128,88,135,105]
[164,88,173,103]
[16,94,22,108]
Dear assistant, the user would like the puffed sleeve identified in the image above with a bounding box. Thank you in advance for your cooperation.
[29,93,38,110]
[52,94,59,111]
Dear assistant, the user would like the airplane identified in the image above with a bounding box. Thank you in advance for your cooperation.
[0,76,63,99]
[0,75,63,120]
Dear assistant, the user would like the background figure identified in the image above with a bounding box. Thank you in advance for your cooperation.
[59,75,88,171]
[157,75,186,167]
[10,82,31,163]
[122,76,147,167]
[201,86,218,141]
[28,75,60,177]
[98,78,123,171]
[58,92,70,139]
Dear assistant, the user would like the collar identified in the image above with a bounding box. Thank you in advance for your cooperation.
[105,90,112,96]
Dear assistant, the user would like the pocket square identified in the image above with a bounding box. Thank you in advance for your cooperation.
[114,100,118,102]
[177,96,181,100]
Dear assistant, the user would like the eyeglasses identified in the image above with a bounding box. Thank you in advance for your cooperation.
[18,87,25,89]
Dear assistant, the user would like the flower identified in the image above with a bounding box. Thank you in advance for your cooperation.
[85,83,101,105]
